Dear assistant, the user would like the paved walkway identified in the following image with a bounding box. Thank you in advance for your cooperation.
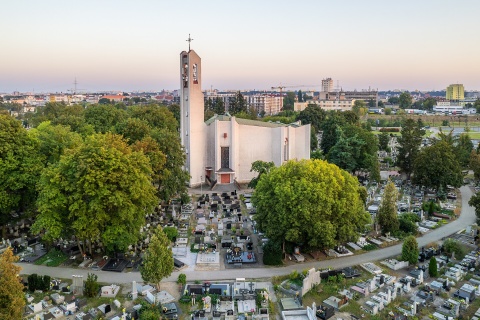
[17,186,476,284]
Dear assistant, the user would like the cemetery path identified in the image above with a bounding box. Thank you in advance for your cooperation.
[18,186,475,284]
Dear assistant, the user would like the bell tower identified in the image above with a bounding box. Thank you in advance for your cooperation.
[180,39,205,187]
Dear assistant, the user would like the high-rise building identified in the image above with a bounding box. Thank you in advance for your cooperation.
[321,78,334,93]
[446,84,464,101]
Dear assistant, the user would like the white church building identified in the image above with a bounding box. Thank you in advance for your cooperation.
[180,49,311,187]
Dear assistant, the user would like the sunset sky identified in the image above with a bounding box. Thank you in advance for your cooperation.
[1,0,479,93]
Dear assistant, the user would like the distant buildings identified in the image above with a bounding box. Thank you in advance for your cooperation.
[321,78,334,93]
[446,84,464,101]
[205,91,283,116]
[294,100,354,112]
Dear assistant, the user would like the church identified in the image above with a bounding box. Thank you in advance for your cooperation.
[180,48,311,187]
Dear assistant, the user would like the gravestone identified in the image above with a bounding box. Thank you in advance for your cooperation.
[72,275,84,295]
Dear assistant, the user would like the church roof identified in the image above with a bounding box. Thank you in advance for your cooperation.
[204,114,302,128]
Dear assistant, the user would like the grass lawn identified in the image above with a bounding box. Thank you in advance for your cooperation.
[34,249,68,267]
[466,132,480,139]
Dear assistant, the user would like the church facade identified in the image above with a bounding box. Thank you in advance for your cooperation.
[180,49,311,187]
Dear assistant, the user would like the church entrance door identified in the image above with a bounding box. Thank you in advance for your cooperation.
[220,174,230,184]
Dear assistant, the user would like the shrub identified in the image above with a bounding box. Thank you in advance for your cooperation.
[28,274,39,292]
[28,274,51,292]
[402,235,419,265]
[84,273,99,298]
[177,273,187,286]
[443,238,467,259]
[379,127,400,132]
[289,270,300,280]
[399,217,418,235]
[42,275,51,291]
[429,257,438,277]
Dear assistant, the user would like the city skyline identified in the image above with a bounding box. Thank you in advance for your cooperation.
[2,0,479,93]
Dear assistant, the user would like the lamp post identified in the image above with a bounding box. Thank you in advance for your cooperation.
[200,176,203,197]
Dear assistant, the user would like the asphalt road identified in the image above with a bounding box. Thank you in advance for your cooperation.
[17,186,476,284]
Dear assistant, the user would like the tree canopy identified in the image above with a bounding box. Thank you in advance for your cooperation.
[402,235,419,265]
[140,226,174,291]
[0,115,43,237]
[398,92,412,109]
[412,141,463,190]
[248,160,275,189]
[376,181,399,235]
[0,248,25,319]
[32,133,157,254]
[228,92,248,115]
[252,159,370,251]
[296,104,326,132]
[396,119,424,178]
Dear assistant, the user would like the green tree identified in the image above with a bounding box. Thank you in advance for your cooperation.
[470,150,480,180]
[167,104,181,125]
[397,119,425,178]
[0,115,43,238]
[429,256,438,277]
[474,99,480,113]
[248,160,275,188]
[282,92,296,111]
[149,128,189,201]
[84,273,100,298]
[388,96,399,105]
[140,226,174,291]
[468,192,480,224]
[229,91,248,115]
[0,248,25,320]
[262,240,283,265]
[84,104,127,133]
[32,133,157,254]
[327,129,365,173]
[398,92,412,109]
[99,97,111,104]
[30,121,83,165]
[128,105,178,132]
[115,118,152,144]
[297,90,303,103]
[252,159,370,253]
[320,112,344,155]
[412,141,463,190]
[310,149,324,160]
[163,226,178,242]
[378,132,390,151]
[436,128,456,145]
[367,99,376,108]
[376,181,399,235]
[177,273,187,286]
[422,97,437,111]
[442,238,466,259]
[296,104,326,132]
[310,127,318,151]
[401,235,419,265]
[455,133,473,168]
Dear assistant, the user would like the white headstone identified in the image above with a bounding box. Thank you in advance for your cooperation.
[32,301,42,313]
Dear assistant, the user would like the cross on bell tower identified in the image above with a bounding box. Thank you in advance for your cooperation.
[186,34,194,51]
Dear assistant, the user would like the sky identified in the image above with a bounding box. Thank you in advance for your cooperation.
[1,0,479,93]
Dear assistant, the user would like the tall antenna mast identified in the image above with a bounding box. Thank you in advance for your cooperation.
[74,77,78,94]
